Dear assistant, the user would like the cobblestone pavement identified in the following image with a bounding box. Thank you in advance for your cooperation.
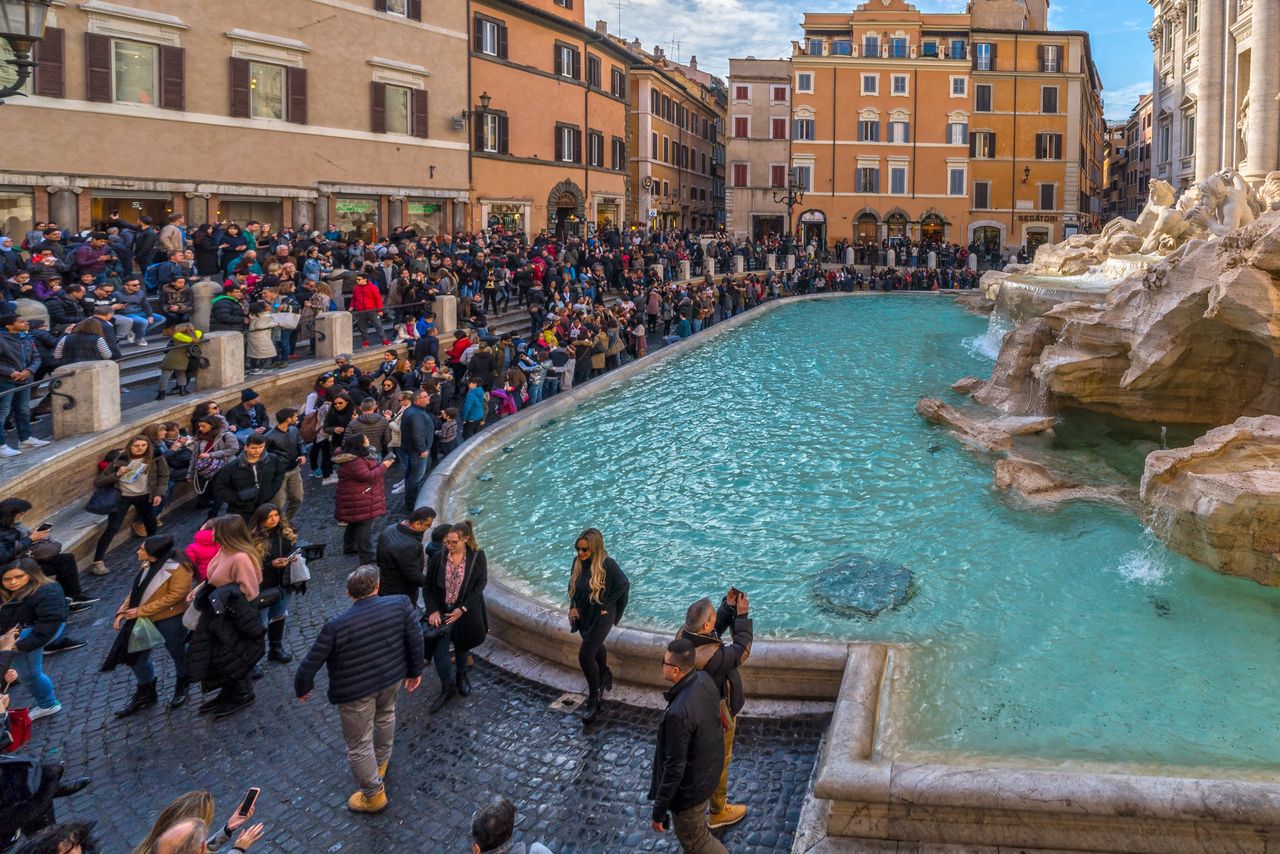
[23,473,828,852]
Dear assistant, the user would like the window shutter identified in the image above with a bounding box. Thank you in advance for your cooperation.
[408,0,422,20]
[497,23,508,58]
[32,26,64,98]
[1038,44,1045,72]
[84,32,112,103]
[412,88,428,138]
[230,57,251,117]
[555,127,563,161]
[554,47,563,76]
[990,42,997,69]
[969,134,977,157]
[877,120,883,142]
[572,50,580,80]
[159,45,185,110]
[574,129,582,163]
[990,131,997,157]
[287,66,308,124]
[371,81,387,133]
[375,0,388,9]
[473,16,483,52]
[474,112,485,150]
[498,115,509,154]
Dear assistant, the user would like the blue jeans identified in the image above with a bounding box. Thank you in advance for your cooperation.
[402,453,429,510]
[129,614,189,685]
[259,588,292,626]
[425,627,468,687]
[14,624,63,708]
[692,318,703,334]
[124,313,159,339]
[0,381,31,444]
[528,380,544,405]
[543,375,560,397]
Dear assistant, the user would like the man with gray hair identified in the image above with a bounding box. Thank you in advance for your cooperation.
[469,795,554,854]
[295,565,424,814]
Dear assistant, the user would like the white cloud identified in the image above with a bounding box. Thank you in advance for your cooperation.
[1103,80,1151,121]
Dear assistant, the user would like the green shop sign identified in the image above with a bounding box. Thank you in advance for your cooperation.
[408,203,441,215]
[335,199,377,214]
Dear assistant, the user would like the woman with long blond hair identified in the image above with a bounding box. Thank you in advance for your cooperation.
[566,528,629,725]
[131,789,263,854]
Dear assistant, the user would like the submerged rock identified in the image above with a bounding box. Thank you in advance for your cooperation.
[951,376,985,395]
[993,457,1131,508]
[916,397,1056,452]
[813,555,916,618]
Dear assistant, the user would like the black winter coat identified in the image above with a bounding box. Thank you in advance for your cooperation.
[647,671,725,820]
[569,556,629,635]
[209,296,246,331]
[0,583,67,651]
[212,453,287,516]
[376,522,426,605]
[44,292,84,328]
[294,594,424,704]
[186,584,264,685]
[0,525,31,565]
[423,548,488,651]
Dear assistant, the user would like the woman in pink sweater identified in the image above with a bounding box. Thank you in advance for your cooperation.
[203,515,262,601]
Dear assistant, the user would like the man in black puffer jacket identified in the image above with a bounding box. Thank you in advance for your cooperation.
[294,566,423,815]
[212,436,286,519]
[648,638,726,854]
[374,505,435,606]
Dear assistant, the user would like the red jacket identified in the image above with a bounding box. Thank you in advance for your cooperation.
[350,282,384,312]
[333,453,387,523]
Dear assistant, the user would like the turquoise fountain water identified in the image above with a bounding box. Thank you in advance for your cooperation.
[457,296,1280,772]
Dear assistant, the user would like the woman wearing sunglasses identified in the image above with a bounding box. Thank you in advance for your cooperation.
[567,528,629,725]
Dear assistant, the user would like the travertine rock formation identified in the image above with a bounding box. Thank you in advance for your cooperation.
[1141,416,1280,586]
[915,397,1055,452]
[977,211,1280,425]
[994,457,1130,508]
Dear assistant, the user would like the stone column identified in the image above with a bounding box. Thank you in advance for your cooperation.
[705,258,716,277]
[785,254,796,270]
[187,194,210,226]
[313,311,353,361]
[433,295,458,336]
[1245,3,1280,182]
[679,260,691,281]
[388,197,404,231]
[844,247,854,265]
[452,200,466,232]
[1196,0,1225,178]
[315,195,331,233]
[47,187,79,231]
[968,253,978,271]
[927,250,938,269]
[766,253,777,270]
[197,331,245,391]
[293,199,316,231]
[732,256,745,274]
[191,281,220,332]
[51,361,120,439]
[886,249,897,267]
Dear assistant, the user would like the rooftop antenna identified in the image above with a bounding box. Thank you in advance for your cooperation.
[669,35,682,63]
[610,0,630,32]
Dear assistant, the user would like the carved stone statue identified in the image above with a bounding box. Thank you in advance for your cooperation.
[1237,92,1250,164]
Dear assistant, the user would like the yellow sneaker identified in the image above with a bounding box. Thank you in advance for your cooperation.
[347,788,388,814]
[708,803,748,829]
[377,760,388,778]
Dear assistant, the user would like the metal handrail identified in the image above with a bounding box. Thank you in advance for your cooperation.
[0,376,75,410]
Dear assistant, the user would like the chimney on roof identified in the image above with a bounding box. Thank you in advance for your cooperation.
[654,45,664,59]
[631,38,642,50]
[688,55,698,71]
[595,19,608,34]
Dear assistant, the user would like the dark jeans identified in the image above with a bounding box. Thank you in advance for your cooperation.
[94,494,157,561]
[129,613,188,685]
[37,553,85,601]
[425,628,469,688]
[402,453,429,512]
[343,519,375,564]
[310,438,333,477]
[462,420,482,440]
[0,761,63,845]
[0,382,31,445]
[578,614,613,697]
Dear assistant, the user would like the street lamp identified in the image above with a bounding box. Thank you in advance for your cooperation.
[0,0,52,102]
[772,172,806,251]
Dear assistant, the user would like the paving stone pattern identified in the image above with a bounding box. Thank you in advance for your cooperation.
[24,474,827,852]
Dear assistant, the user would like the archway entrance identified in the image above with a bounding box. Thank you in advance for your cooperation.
[973,225,1001,255]
[886,212,908,240]
[856,213,878,243]
[798,209,826,249]
[921,213,945,242]
[546,180,584,240]
[1026,227,1050,253]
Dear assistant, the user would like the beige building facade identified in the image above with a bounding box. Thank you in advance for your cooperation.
[1149,0,1280,188]
[2,0,471,239]
[725,57,791,240]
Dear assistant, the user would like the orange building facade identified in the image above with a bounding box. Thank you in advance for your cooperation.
[785,0,1103,253]
[468,0,630,237]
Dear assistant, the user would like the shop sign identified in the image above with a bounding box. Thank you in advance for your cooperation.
[648,209,658,219]
[799,210,826,224]
[490,203,524,215]
[336,199,377,214]
[1016,214,1058,223]
[408,202,441,215]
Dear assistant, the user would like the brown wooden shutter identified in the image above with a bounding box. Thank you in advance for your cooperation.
[498,115,509,154]
[1037,44,1046,72]
[554,127,563,161]
[375,0,388,10]
[573,128,582,163]
[473,16,483,52]
[497,23,508,59]
[84,33,112,103]
[287,66,307,124]
[474,111,485,150]
[32,26,64,98]
[990,131,997,157]
[554,46,563,76]
[159,45,184,110]
[572,49,580,80]
[371,81,387,132]
[412,88,428,138]
[968,134,977,157]
[989,42,997,69]
[229,57,251,117]
[407,0,422,20]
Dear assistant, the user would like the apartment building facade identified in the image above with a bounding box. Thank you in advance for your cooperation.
[1,0,471,239]
[1102,122,1127,223]
[467,0,630,237]
[1123,92,1153,218]
[620,45,724,232]
[724,58,791,240]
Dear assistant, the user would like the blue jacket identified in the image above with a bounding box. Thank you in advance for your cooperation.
[294,594,424,704]
[0,331,40,380]
[461,385,486,423]
[399,404,434,456]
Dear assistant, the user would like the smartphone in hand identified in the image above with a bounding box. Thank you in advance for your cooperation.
[237,787,260,817]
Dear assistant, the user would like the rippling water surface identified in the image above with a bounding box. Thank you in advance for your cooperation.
[458,296,1280,770]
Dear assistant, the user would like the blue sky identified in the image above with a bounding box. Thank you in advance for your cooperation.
[585,0,1154,120]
